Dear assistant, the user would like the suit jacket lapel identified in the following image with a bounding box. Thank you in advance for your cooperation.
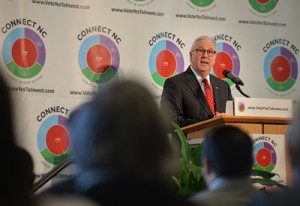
[185,67,211,114]
[210,75,221,111]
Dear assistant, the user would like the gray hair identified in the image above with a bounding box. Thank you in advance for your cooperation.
[190,35,216,51]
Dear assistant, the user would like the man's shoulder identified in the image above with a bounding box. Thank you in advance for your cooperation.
[188,190,218,205]
[210,74,225,82]
[190,189,257,206]
[210,74,229,86]
[164,68,193,84]
[167,70,188,80]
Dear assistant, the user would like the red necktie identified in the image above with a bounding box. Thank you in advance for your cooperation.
[202,78,215,115]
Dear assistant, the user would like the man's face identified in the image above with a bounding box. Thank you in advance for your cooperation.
[190,39,216,76]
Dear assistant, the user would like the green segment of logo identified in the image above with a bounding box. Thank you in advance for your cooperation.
[249,0,277,13]
[267,77,295,92]
[152,71,178,87]
[82,66,116,83]
[254,162,275,172]
[41,148,72,165]
[152,71,166,87]
[7,61,42,79]
[190,0,214,7]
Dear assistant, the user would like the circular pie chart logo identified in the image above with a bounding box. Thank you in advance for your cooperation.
[253,141,276,172]
[189,0,215,7]
[78,34,119,84]
[2,27,46,79]
[264,46,297,92]
[213,42,240,86]
[238,102,245,112]
[249,0,278,13]
[37,115,72,165]
[149,40,184,87]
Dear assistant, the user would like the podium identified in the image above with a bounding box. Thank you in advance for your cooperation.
[180,115,292,186]
[181,115,290,141]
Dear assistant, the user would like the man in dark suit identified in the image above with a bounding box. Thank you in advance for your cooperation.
[161,36,233,127]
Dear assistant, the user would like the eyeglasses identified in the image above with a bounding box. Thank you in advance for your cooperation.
[193,49,216,57]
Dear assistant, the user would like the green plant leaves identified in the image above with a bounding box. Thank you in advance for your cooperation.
[171,121,206,197]
[251,168,289,190]
[251,168,278,179]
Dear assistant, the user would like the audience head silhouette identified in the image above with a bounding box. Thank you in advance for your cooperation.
[287,105,300,185]
[69,80,177,179]
[0,72,16,149]
[15,146,36,196]
[202,125,253,179]
[37,80,196,206]
[0,72,34,206]
[189,125,256,206]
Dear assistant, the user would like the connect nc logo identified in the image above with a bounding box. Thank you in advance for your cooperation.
[36,106,72,166]
[127,0,154,6]
[263,38,298,95]
[248,0,279,17]
[253,141,277,172]
[2,27,46,80]
[148,32,185,88]
[213,34,242,87]
[186,0,216,12]
[77,26,121,85]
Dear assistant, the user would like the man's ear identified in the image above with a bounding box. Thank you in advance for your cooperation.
[203,156,212,174]
[203,156,218,186]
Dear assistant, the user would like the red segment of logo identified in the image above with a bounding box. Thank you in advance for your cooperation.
[87,44,111,73]
[213,52,233,79]
[258,0,270,4]
[12,38,37,68]
[239,104,245,111]
[270,55,291,83]
[256,148,271,167]
[156,50,176,78]
[46,125,69,155]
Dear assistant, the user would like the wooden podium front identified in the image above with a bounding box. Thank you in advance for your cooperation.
[180,115,292,186]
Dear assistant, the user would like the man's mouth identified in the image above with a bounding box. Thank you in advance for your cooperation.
[200,60,209,64]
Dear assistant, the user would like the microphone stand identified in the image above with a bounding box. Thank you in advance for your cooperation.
[235,84,250,98]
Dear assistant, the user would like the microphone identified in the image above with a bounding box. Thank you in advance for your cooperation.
[222,70,244,86]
